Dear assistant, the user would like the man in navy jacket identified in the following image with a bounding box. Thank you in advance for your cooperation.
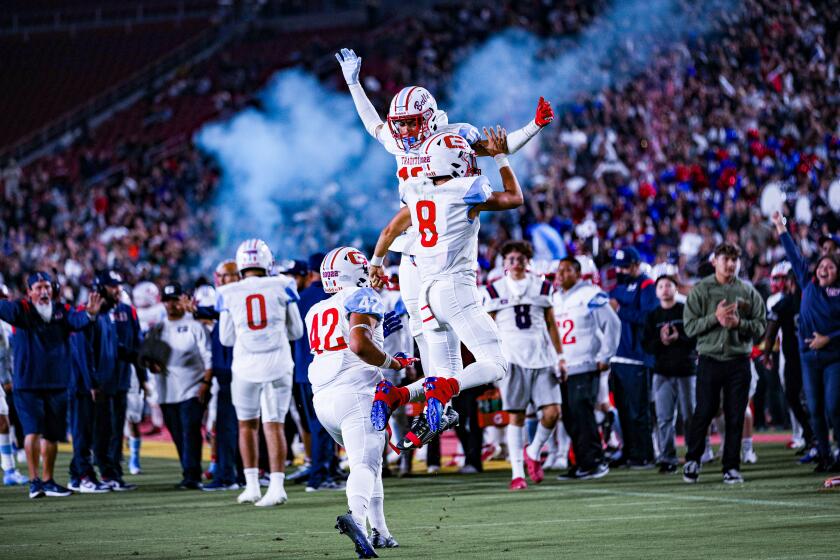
[608,248,659,468]
[90,271,143,491]
[0,272,102,498]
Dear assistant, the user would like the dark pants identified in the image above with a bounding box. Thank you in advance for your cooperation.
[611,363,653,464]
[801,349,840,459]
[296,381,335,487]
[93,390,127,480]
[215,384,241,485]
[69,391,96,480]
[161,398,205,483]
[563,371,603,471]
[453,385,484,471]
[686,356,751,472]
[783,356,815,444]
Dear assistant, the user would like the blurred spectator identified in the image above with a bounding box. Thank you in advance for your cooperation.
[774,212,840,472]
[608,247,658,468]
[682,243,766,484]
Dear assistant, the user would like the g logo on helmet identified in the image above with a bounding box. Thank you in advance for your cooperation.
[346,251,367,266]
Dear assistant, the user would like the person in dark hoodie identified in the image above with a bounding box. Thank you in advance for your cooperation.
[0,272,102,499]
[642,275,697,473]
[608,247,659,468]
[88,270,144,492]
[774,212,840,472]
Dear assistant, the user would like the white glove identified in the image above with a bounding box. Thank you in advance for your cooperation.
[335,48,362,86]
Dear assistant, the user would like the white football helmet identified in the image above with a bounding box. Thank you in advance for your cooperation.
[420,132,479,178]
[651,262,679,280]
[770,260,792,293]
[575,255,601,286]
[194,285,217,308]
[236,238,274,274]
[387,86,438,151]
[132,281,160,309]
[321,246,370,294]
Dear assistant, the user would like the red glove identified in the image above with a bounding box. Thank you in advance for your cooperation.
[393,352,419,370]
[535,96,554,127]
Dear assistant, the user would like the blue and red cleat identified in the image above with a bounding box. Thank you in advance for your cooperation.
[423,377,459,433]
[371,380,409,432]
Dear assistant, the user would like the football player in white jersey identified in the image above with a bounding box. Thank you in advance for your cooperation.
[307,247,416,558]
[0,284,27,485]
[484,240,563,490]
[217,239,304,507]
[368,127,523,439]
[335,47,553,393]
[552,257,621,480]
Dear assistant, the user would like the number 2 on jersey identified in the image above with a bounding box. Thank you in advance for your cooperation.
[416,200,438,247]
[309,308,347,354]
[561,319,576,345]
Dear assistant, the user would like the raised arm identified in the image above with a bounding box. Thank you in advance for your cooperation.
[772,211,809,288]
[369,207,412,289]
[335,48,385,141]
[471,127,523,215]
[474,96,555,157]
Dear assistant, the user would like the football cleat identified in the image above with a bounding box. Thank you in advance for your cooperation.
[237,487,262,504]
[742,449,758,464]
[371,380,409,432]
[509,477,528,491]
[3,468,28,486]
[255,488,288,507]
[396,407,460,451]
[336,512,378,559]
[370,529,399,549]
[523,448,544,484]
[424,377,459,433]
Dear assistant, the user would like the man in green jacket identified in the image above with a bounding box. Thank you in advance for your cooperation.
[681,243,766,484]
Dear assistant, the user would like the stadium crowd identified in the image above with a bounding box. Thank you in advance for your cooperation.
[0,0,839,505]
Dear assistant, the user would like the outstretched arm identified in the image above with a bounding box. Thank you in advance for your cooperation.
[369,207,412,289]
[473,97,554,156]
[472,127,523,214]
[336,48,386,140]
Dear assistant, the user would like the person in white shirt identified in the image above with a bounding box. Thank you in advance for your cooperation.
[552,257,621,480]
[367,126,523,443]
[217,239,304,507]
[307,247,417,557]
[153,283,213,489]
[484,240,562,491]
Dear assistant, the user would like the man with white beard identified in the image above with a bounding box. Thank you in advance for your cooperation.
[0,272,103,498]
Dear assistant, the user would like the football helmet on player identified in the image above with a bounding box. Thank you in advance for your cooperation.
[235,238,274,274]
[387,86,439,151]
[770,261,792,293]
[321,246,371,294]
[132,281,160,309]
[420,132,479,179]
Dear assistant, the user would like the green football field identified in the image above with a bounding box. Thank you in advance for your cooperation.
[1,444,837,560]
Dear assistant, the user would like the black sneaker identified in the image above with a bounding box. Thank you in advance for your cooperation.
[335,511,378,559]
[577,463,610,480]
[396,408,459,451]
[682,460,700,483]
[556,467,579,481]
[103,478,137,492]
[29,477,45,499]
[722,469,744,484]
[658,463,677,474]
[176,479,202,490]
[370,528,399,549]
[42,479,73,497]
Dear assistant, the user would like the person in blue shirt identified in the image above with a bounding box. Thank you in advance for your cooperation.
[0,272,102,498]
[774,213,840,472]
[291,254,343,491]
[89,270,143,491]
[608,247,659,468]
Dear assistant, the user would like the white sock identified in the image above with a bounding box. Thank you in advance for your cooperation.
[0,433,14,471]
[557,423,571,457]
[368,473,391,537]
[456,360,505,392]
[507,424,525,480]
[526,423,553,462]
[349,495,369,530]
[742,437,753,454]
[244,468,260,491]
[405,379,425,402]
[268,472,285,493]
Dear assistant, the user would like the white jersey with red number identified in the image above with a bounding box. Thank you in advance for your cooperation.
[550,281,621,375]
[384,122,481,254]
[400,175,493,283]
[217,275,302,382]
[306,287,385,394]
[484,273,557,369]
